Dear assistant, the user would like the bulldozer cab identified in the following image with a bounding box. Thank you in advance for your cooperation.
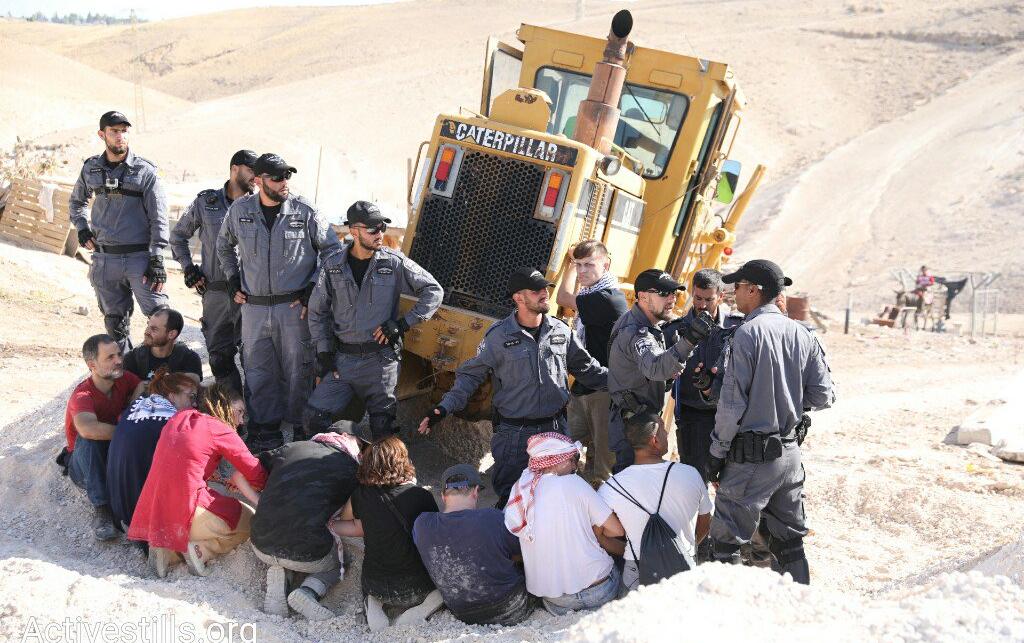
[480,24,748,286]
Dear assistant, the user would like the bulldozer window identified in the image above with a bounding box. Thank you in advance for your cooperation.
[535,67,688,179]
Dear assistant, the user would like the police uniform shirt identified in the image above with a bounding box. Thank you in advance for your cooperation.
[608,305,692,411]
[710,303,835,458]
[439,314,608,419]
[170,184,241,283]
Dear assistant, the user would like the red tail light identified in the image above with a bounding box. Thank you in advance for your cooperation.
[434,147,456,187]
[543,172,563,208]
[724,247,734,256]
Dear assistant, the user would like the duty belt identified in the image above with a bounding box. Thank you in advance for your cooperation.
[726,431,797,464]
[336,341,385,355]
[204,280,230,291]
[245,290,305,305]
[95,243,149,254]
[494,409,566,428]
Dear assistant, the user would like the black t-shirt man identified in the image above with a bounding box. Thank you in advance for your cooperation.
[124,343,203,382]
[572,288,628,394]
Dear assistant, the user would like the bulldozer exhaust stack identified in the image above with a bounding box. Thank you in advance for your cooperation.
[572,10,633,155]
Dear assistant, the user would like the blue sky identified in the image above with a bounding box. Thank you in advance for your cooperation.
[0,0,404,21]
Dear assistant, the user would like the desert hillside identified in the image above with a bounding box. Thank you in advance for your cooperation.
[2,0,1022,312]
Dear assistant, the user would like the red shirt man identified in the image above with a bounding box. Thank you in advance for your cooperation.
[65,333,143,541]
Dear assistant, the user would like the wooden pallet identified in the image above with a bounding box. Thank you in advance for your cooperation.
[0,178,74,254]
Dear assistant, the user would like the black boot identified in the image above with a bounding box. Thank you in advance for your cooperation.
[245,421,283,454]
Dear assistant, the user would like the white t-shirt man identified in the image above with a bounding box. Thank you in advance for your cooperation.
[519,473,614,598]
[598,461,711,559]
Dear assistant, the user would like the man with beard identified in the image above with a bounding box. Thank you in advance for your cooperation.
[216,153,340,452]
[170,150,257,393]
[61,334,144,540]
[606,270,715,472]
[303,201,442,442]
[69,111,170,351]
[123,308,203,385]
[418,267,608,507]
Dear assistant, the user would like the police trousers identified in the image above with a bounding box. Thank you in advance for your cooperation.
[711,440,807,547]
[607,405,636,474]
[305,351,399,441]
[675,406,717,483]
[240,301,313,429]
[201,287,242,392]
[88,251,168,347]
[491,415,568,508]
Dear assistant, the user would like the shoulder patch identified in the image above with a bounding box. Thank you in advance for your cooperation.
[633,335,650,356]
[503,338,522,348]
[475,339,487,355]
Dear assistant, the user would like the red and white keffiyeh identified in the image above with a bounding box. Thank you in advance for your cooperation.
[504,432,583,543]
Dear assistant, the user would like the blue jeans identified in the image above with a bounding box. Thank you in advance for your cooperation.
[541,564,623,616]
[69,436,110,507]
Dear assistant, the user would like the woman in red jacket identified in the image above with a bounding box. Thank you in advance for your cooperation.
[128,384,266,577]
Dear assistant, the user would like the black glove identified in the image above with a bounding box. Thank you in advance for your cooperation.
[144,254,167,286]
[77,228,95,247]
[300,282,315,307]
[380,318,409,345]
[705,455,726,484]
[680,311,715,345]
[316,352,336,378]
[794,413,812,446]
[183,264,205,289]
[693,367,714,392]
[426,405,448,428]
[228,275,243,299]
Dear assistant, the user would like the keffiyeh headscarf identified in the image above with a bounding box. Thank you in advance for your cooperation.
[125,394,178,423]
[312,432,363,462]
[504,432,583,543]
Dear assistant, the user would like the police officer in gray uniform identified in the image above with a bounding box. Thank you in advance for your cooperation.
[70,111,169,350]
[304,201,443,442]
[169,150,257,393]
[216,153,340,451]
[705,259,834,585]
[418,267,608,507]
[607,270,714,473]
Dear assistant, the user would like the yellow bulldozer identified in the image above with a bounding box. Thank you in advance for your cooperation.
[397,10,764,427]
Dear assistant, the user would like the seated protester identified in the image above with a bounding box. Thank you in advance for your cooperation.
[63,333,143,541]
[412,465,532,626]
[128,384,266,578]
[504,432,626,616]
[124,308,203,385]
[107,367,198,533]
[598,411,712,592]
[251,426,370,621]
[329,436,442,631]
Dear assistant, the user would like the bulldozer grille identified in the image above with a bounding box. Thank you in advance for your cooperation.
[410,151,553,319]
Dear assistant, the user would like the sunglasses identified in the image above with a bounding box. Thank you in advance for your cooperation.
[644,288,676,297]
[353,223,387,235]
[263,171,293,182]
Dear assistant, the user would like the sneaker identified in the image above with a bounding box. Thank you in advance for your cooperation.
[92,505,118,542]
[263,566,289,617]
[365,594,389,631]
[183,541,210,577]
[287,587,334,621]
[148,547,176,579]
[393,589,444,626]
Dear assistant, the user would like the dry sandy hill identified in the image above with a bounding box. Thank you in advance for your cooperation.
[3,0,1022,312]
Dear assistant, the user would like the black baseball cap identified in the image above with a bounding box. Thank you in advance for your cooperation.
[345,200,391,227]
[334,422,374,444]
[722,259,792,296]
[230,149,258,168]
[441,464,485,491]
[253,153,297,176]
[508,267,554,294]
[99,111,131,129]
[635,269,685,296]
